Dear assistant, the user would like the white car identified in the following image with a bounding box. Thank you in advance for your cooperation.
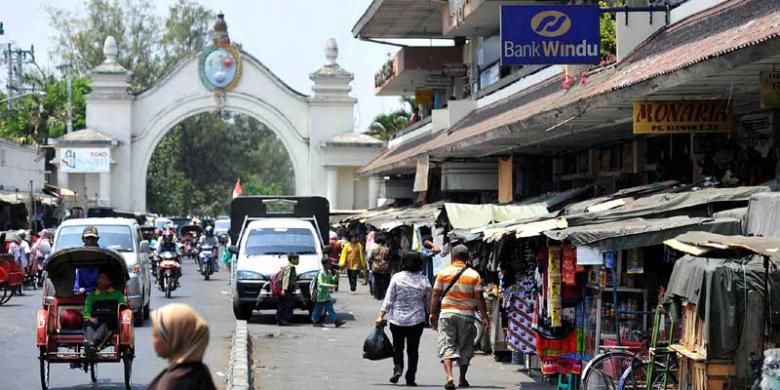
[231,218,323,320]
[52,218,153,326]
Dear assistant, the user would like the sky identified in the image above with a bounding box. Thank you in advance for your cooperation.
[0,0,419,132]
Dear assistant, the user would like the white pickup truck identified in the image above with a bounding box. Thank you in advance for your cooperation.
[227,197,329,320]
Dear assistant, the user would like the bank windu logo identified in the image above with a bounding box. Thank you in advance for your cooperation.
[531,11,572,37]
[501,5,600,65]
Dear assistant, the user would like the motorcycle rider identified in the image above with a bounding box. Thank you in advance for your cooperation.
[157,230,182,285]
[198,226,219,273]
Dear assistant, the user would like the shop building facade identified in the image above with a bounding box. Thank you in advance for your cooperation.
[355,0,780,205]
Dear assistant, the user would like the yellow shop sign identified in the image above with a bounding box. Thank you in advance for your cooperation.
[633,100,734,134]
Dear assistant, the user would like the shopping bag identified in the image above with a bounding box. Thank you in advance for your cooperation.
[363,323,394,361]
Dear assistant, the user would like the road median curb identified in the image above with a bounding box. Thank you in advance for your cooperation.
[227,319,252,390]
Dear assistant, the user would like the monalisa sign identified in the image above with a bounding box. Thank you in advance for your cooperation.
[632,100,734,134]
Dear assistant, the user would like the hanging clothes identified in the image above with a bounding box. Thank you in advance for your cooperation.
[503,277,536,354]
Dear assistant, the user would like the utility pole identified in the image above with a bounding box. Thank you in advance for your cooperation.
[57,63,73,134]
[2,43,36,110]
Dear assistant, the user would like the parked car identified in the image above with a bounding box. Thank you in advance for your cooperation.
[52,218,152,326]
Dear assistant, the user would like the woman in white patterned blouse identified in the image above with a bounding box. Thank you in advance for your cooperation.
[375,251,433,387]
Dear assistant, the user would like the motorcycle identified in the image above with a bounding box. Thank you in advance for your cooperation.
[157,251,180,299]
[150,250,160,279]
[198,244,217,280]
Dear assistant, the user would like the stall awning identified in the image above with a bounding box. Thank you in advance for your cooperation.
[444,203,548,230]
[567,186,770,225]
[489,217,567,242]
[665,231,780,260]
[363,202,446,231]
[544,216,742,251]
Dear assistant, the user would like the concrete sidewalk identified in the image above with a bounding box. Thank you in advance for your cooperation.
[247,278,552,389]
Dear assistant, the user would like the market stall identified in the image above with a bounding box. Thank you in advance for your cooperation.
[663,232,780,389]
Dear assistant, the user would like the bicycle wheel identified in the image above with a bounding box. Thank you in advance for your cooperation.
[618,360,676,390]
[582,351,638,390]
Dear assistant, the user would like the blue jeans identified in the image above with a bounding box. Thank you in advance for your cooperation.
[422,256,434,286]
[311,300,338,323]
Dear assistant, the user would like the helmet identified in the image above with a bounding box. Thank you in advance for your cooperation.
[39,229,49,239]
[60,309,83,330]
[82,226,99,239]
[17,230,27,240]
[205,226,214,237]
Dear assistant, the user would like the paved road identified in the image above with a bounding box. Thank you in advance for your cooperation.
[249,277,552,390]
[0,259,233,390]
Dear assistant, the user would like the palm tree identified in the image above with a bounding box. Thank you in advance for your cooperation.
[367,109,410,141]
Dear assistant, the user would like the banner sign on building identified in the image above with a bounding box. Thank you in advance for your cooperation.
[500,5,601,65]
[413,155,429,193]
[60,148,111,173]
[633,100,734,134]
[760,71,780,109]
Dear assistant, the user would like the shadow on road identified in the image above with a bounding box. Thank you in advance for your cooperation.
[49,383,146,390]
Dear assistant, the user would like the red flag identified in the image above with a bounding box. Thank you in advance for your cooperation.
[232,178,244,198]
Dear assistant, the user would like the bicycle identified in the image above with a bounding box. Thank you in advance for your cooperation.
[581,305,677,390]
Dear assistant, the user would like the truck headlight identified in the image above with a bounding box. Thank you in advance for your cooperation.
[237,271,267,280]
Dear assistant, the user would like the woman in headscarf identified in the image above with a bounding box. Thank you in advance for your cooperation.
[148,303,217,390]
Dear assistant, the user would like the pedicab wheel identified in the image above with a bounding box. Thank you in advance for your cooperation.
[0,282,11,305]
[122,348,133,390]
[38,348,50,390]
[90,362,98,383]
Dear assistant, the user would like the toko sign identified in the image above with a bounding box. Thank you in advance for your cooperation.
[500,5,601,65]
[60,148,111,173]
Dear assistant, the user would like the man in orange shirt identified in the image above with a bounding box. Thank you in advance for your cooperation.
[429,245,489,390]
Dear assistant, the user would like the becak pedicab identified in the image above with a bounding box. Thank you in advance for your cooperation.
[35,247,135,390]
[0,232,25,305]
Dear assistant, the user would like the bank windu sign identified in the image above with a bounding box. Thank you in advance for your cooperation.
[500,5,600,65]
[632,100,734,135]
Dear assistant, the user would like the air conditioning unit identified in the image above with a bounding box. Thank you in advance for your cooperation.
[738,112,775,158]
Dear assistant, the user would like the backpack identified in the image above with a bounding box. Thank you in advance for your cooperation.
[270,266,285,297]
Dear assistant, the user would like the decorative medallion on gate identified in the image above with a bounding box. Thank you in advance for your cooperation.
[199,13,242,98]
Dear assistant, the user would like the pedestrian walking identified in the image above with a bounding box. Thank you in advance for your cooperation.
[420,235,441,286]
[339,234,366,293]
[148,303,217,390]
[9,232,30,295]
[375,250,432,387]
[311,257,346,328]
[369,236,392,300]
[429,245,489,390]
[276,253,299,326]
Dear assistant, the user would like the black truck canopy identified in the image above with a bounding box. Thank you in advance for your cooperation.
[229,196,330,246]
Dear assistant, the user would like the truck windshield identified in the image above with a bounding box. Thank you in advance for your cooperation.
[56,225,135,252]
[245,228,317,256]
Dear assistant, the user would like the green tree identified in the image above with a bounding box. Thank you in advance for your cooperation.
[0,73,91,145]
[600,0,618,62]
[367,110,410,141]
[47,0,163,92]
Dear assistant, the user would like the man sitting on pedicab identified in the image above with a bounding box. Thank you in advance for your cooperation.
[82,269,125,350]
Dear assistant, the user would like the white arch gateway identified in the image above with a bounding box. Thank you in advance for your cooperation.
[52,16,382,213]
